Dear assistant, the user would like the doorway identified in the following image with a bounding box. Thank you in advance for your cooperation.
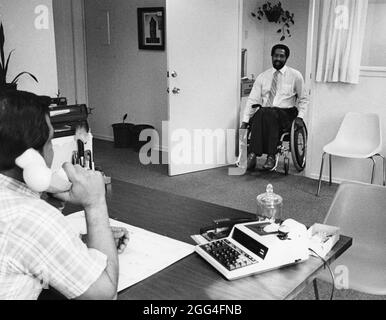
[53,0,314,178]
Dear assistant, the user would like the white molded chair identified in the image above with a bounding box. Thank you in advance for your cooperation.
[316,182,386,296]
[316,112,385,196]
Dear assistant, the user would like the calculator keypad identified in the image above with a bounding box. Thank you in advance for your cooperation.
[200,239,258,271]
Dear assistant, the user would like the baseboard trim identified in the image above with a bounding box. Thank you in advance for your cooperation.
[93,133,114,142]
[92,134,168,153]
[308,173,371,185]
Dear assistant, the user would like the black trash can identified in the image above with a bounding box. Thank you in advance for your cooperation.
[112,123,134,148]
[132,124,155,152]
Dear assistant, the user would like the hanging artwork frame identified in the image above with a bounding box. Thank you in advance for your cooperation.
[137,7,165,50]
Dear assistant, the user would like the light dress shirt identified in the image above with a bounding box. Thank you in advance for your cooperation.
[0,174,107,300]
[242,65,309,123]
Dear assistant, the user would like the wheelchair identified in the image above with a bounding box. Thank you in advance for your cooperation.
[246,117,308,175]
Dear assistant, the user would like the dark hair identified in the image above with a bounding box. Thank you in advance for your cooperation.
[0,90,51,171]
[271,44,290,59]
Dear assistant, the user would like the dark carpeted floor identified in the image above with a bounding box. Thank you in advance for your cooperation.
[93,139,385,300]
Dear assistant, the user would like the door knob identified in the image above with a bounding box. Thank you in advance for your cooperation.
[171,71,178,78]
[172,87,181,94]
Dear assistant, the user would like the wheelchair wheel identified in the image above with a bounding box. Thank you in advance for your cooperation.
[290,119,308,172]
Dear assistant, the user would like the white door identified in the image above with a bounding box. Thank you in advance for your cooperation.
[167,0,242,176]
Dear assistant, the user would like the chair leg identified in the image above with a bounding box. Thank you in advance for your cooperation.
[313,278,320,300]
[329,154,332,186]
[382,155,386,187]
[370,157,376,184]
[374,154,386,186]
[316,153,327,197]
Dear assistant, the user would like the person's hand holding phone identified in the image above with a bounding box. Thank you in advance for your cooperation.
[54,163,106,210]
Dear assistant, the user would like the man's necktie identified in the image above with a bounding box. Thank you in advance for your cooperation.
[266,71,279,107]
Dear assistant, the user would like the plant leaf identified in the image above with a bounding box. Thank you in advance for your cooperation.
[4,50,14,77]
[11,72,38,84]
[0,23,4,47]
[0,23,5,68]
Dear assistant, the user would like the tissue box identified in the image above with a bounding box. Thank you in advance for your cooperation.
[308,223,340,258]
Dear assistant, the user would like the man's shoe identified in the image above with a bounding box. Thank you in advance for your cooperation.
[263,155,278,171]
[247,153,257,171]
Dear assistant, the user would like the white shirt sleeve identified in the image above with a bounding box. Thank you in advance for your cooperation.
[294,71,309,119]
[242,75,264,124]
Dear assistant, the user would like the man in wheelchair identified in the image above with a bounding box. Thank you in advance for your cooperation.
[240,44,309,171]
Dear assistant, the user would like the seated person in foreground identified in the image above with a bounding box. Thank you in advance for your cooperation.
[240,44,309,171]
[0,90,129,300]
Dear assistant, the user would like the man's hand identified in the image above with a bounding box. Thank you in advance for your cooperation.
[294,117,304,127]
[80,227,130,254]
[240,122,249,130]
[54,163,106,210]
[112,227,130,254]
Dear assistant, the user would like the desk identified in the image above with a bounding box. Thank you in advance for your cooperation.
[64,179,352,300]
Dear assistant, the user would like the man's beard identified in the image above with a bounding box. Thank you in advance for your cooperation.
[273,60,286,70]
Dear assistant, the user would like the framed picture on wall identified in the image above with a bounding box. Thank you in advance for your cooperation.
[137,7,165,50]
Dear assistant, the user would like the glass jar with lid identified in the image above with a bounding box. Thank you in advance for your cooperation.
[256,184,283,223]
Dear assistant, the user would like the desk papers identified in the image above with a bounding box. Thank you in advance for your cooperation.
[65,211,195,292]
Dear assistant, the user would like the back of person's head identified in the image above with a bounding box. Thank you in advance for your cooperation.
[271,44,290,59]
[0,90,51,171]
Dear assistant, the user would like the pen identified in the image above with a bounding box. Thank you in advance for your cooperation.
[77,140,85,167]
[72,151,78,165]
[85,150,94,170]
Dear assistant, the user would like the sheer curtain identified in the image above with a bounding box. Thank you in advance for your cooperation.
[316,0,369,84]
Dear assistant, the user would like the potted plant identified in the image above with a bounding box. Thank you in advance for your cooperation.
[1,22,38,91]
[251,1,295,41]
[112,113,134,148]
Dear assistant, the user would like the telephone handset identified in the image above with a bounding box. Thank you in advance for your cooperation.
[15,148,72,194]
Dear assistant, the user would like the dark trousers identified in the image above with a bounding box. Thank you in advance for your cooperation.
[249,107,298,157]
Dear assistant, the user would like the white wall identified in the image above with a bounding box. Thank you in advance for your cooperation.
[242,0,309,78]
[0,0,58,96]
[242,0,265,78]
[361,0,386,67]
[84,0,167,141]
[53,0,88,105]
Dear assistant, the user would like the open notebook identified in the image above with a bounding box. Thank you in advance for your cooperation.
[65,211,195,292]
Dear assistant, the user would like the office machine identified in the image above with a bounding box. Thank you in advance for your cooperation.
[50,104,90,139]
[195,220,309,280]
